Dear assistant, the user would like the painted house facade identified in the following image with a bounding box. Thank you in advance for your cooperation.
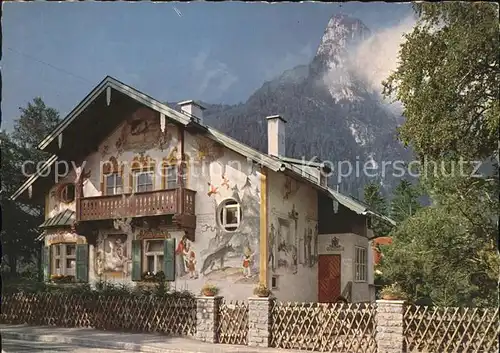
[12,76,394,303]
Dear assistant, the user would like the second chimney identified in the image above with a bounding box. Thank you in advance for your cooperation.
[178,100,205,124]
[266,115,287,157]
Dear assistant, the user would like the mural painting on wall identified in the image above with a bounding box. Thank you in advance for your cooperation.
[95,234,130,276]
[302,221,319,268]
[269,205,300,274]
[195,174,260,284]
[283,176,300,200]
[192,135,224,163]
[112,107,177,156]
[175,235,199,279]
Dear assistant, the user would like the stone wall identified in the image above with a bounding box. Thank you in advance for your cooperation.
[195,296,221,343]
[247,297,272,347]
[375,300,405,353]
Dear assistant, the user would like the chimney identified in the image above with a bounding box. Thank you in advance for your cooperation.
[266,115,287,157]
[178,100,206,124]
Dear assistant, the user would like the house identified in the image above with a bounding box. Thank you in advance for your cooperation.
[11,76,394,303]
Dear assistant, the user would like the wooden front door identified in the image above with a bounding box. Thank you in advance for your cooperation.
[318,254,341,303]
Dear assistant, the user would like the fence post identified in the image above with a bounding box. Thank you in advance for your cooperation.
[375,300,405,353]
[195,296,222,343]
[247,296,272,347]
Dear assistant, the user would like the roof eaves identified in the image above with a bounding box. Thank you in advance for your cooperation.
[206,127,283,172]
[38,76,192,151]
[328,188,396,226]
[10,155,58,201]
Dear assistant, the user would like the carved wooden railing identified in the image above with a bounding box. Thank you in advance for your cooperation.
[77,188,196,222]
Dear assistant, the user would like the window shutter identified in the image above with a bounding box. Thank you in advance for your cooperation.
[42,246,50,282]
[131,240,142,281]
[75,244,89,282]
[163,238,176,281]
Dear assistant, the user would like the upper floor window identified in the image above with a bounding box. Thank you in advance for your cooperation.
[105,173,123,195]
[218,199,241,232]
[354,246,367,282]
[134,170,154,193]
[59,183,75,203]
[165,165,178,189]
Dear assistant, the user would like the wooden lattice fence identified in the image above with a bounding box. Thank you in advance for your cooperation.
[0,292,197,336]
[216,300,248,345]
[404,305,500,353]
[270,301,377,353]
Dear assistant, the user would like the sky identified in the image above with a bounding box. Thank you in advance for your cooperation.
[1,1,412,131]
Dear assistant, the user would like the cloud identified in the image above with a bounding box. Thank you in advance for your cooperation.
[349,16,417,113]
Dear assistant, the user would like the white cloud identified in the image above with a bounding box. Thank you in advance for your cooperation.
[350,16,417,113]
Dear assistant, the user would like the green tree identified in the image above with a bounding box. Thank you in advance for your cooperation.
[380,3,499,306]
[363,182,391,237]
[390,179,421,224]
[383,2,499,160]
[2,98,61,276]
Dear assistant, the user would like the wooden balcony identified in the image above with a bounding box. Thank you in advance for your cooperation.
[77,188,196,222]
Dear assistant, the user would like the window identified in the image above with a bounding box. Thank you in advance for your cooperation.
[165,165,178,189]
[354,246,367,282]
[59,184,75,203]
[218,199,241,232]
[51,243,76,276]
[134,170,154,192]
[144,239,164,274]
[105,173,123,195]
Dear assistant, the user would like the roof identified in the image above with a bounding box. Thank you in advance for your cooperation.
[328,188,396,226]
[9,75,394,227]
[39,209,75,228]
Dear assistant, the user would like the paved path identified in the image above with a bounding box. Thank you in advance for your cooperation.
[0,325,299,353]
[2,338,132,352]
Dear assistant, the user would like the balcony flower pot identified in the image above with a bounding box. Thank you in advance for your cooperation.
[201,283,219,297]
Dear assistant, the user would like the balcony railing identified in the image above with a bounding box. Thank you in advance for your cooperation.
[77,188,196,222]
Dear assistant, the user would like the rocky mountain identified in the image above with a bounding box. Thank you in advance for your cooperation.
[175,14,413,197]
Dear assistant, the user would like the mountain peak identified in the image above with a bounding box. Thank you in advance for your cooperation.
[316,13,371,58]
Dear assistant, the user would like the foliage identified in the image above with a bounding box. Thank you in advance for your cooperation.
[3,276,195,299]
[200,283,219,296]
[253,283,272,297]
[363,182,391,237]
[382,2,499,160]
[50,274,75,283]
[380,3,499,308]
[1,98,61,276]
[390,179,422,224]
[141,271,166,283]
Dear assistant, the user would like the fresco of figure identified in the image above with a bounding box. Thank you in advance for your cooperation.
[175,236,188,277]
[187,251,199,279]
[268,223,276,271]
[242,247,255,278]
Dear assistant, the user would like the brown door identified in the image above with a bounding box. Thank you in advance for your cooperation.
[318,254,341,303]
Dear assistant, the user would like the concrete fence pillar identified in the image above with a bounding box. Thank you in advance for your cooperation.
[375,300,405,353]
[195,296,222,343]
[247,296,272,347]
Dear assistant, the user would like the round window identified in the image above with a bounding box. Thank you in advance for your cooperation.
[217,199,242,232]
[59,183,76,203]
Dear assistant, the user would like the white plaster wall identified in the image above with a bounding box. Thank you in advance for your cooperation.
[44,108,264,300]
[318,233,373,303]
[267,171,318,302]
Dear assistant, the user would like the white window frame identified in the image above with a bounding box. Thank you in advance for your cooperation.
[143,239,164,274]
[106,173,123,195]
[220,200,241,231]
[354,246,367,282]
[134,170,154,193]
[51,243,77,276]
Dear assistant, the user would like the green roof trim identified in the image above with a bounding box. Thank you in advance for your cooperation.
[39,209,75,228]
